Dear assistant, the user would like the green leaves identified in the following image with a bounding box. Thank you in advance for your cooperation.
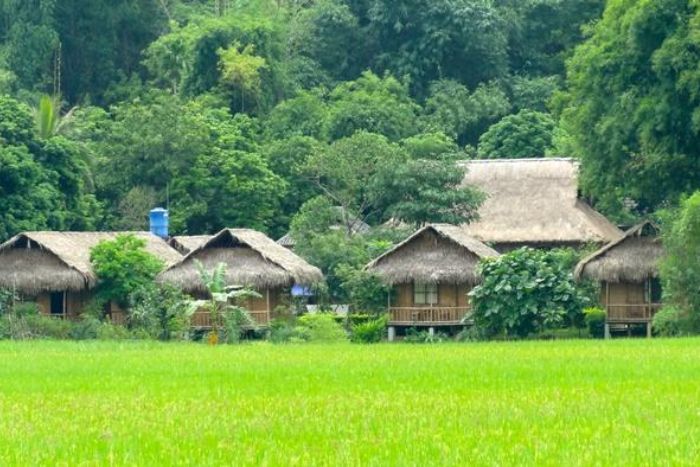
[90,235,165,307]
[470,247,589,338]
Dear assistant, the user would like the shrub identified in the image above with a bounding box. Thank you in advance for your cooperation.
[404,328,448,344]
[0,288,17,315]
[584,307,606,338]
[128,285,193,340]
[269,318,299,343]
[470,247,589,339]
[24,314,74,339]
[90,234,165,307]
[660,192,700,332]
[350,315,387,343]
[295,313,347,342]
[652,306,690,337]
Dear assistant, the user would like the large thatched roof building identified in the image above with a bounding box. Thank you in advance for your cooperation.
[0,231,181,295]
[366,224,498,328]
[161,228,323,294]
[574,221,663,332]
[459,158,623,249]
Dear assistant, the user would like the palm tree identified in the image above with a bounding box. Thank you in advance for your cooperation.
[189,261,260,344]
[34,95,76,139]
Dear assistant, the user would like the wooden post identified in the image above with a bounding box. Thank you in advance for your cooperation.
[387,326,395,342]
[429,327,435,338]
[647,322,652,338]
[604,323,611,340]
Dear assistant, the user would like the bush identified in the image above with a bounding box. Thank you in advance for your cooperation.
[652,306,690,337]
[470,247,589,339]
[350,315,387,343]
[584,307,606,338]
[128,285,192,340]
[295,313,347,342]
[404,327,448,344]
[90,234,164,307]
[660,192,700,332]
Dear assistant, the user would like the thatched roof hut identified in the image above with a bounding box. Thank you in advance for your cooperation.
[160,228,323,293]
[0,232,182,295]
[366,224,499,285]
[459,158,623,247]
[575,221,663,283]
[169,235,211,254]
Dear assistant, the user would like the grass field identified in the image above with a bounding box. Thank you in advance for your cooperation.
[1,340,700,465]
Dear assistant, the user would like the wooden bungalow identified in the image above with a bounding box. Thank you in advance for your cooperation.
[366,224,499,336]
[459,158,623,251]
[0,232,182,320]
[160,228,323,327]
[574,221,664,337]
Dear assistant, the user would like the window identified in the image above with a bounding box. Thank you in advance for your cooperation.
[50,292,65,316]
[414,282,438,305]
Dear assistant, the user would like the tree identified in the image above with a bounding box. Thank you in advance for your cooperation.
[422,80,511,146]
[264,91,329,140]
[326,71,420,141]
[0,95,98,239]
[90,234,165,307]
[558,0,700,218]
[218,43,268,114]
[366,0,509,93]
[470,247,589,338]
[660,192,700,331]
[477,110,555,158]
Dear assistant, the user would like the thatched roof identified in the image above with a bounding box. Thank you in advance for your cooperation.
[575,221,663,283]
[459,158,623,245]
[0,232,182,294]
[169,235,211,254]
[160,228,324,292]
[366,224,499,285]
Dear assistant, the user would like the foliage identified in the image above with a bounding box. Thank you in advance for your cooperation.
[557,0,700,218]
[128,285,193,340]
[470,247,589,339]
[294,313,348,343]
[350,315,387,343]
[188,261,259,344]
[477,110,556,158]
[660,192,700,331]
[652,306,690,338]
[583,307,606,339]
[335,266,390,313]
[90,234,165,307]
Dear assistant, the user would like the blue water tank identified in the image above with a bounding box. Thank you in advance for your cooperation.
[149,208,169,239]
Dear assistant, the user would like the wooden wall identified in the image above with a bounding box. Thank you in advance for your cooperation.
[392,282,471,308]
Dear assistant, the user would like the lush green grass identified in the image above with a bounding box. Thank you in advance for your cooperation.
[1,339,700,465]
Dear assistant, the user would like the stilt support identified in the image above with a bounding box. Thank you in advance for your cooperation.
[387,326,396,342]
[604,323,611,340]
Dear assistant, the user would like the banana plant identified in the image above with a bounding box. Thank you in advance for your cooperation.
[189,261,260,344]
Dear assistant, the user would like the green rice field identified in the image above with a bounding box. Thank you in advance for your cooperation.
[1,339,700,465]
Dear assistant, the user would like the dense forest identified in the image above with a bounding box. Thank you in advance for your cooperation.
[1,0,699,242]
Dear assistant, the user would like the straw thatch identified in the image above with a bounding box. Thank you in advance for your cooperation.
[169,235,211,254]
[575,221,663,283]
[0,232,182,294]
[459,158,623,246]
[160,228,323,292]
[366,224,499,285]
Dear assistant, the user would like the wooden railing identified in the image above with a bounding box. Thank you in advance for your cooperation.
[388,306,471,326]
[605,303,663,323]
[191,310,271,328]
